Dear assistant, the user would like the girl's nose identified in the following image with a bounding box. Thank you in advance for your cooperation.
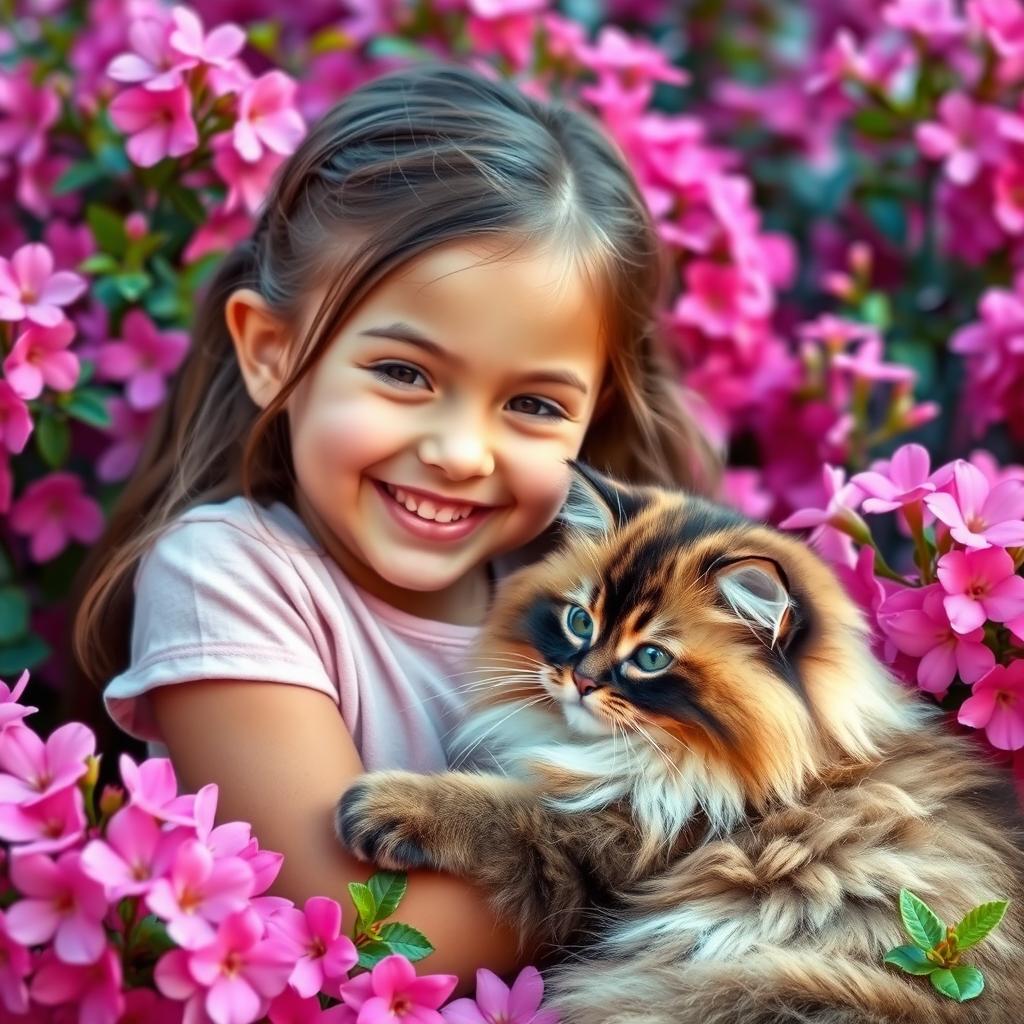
[417,430,496,480]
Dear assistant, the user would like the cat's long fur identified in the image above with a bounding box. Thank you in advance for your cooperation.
[337,464,1024,1023]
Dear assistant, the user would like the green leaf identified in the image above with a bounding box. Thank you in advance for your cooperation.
[899,890,945,950]
[368,872,407,922]
[86,203,128,257]
[54,161,107,195]
[954,901,1009,951]
[377,922,433,963]
[883,945,938,976]
[36,413,70,469]
[114,272,152,302]
[0,633,50,676]
[348,882,377,931]
[78,253,121,276]
[0,588,29,645]
[131,914,176,957]
[930,966,985,1002]
[62,388,113,428]
[166,184,206,225]
[356,940,393,971]
[0,547,12,585]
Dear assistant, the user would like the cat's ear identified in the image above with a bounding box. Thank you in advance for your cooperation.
[559,461,643,537]
[713,556,794,649]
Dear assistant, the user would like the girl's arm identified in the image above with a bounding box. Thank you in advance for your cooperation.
[149,679,527,992]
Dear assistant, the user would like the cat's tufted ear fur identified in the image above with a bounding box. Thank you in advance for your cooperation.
[713,556,794,650]
[558,462,645,537]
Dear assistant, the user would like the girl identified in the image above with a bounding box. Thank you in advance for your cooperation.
[72,62,719,986]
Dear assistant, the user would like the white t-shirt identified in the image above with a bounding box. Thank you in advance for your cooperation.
[104,497,482,772]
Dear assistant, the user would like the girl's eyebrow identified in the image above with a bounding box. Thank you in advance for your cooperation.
[358,321,590,395]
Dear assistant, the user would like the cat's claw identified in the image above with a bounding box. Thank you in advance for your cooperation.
[335,774,437,872]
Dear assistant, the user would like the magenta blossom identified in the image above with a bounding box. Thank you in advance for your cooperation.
[0,909,31,1014]
[96,308,188,410]
[338,954,457,1024]
[108,82,198,167]
[877,584,996,696]
[0,68,60,166]
[214,131,287,214]
[119,753,195,825]
[270,897,357,999]
[442,966,558,1024]
[883,0,966,47]
[0,671,36,730]
[852,443,941,514]
[779,464,866,534]
[969,0,1024,59]
[0,381,31,454]
[0,242,86,327]
[233,71,305,163]
[168,5,246,76]
[106,12,189,91]
[2,318,79,399]
[959,662,1024,750]
[580,25,688,88]
[8,472,104,563]
[0,720,95,806]
[155,907,294,1024]
[915,93,1004,185]
[98,398,154,483]
[0,784,88,855]
[925,460,1024,549]
[6,851,108,964]
[30,946,124,1024]
[936,547,1024,634]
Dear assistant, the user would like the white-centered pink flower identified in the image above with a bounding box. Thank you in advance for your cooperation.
[96,307,188,410]
[0,243,86,327]
[852,443,942,514]
[936,547,1024,635]
[108,83,199,167]
[6,851,108,964]
[925,459,1024,549]
[0,720,94,806]
[3,318,79,400]
[119,753,196,825]
[269,897,357,999]
[232,71,306,163]
[9,473,104,563]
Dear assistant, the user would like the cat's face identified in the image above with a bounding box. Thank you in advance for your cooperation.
[475,464,911,809]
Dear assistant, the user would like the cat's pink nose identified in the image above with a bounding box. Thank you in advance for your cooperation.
[572,671,599,697]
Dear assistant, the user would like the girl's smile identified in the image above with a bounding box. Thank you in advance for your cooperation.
[373,479,500,542]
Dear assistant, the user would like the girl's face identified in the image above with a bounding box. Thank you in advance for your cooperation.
[287,239,607,619]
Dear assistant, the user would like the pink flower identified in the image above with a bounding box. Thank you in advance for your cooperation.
[915,93,1004,185]
[883,0,966,47]
[832,335,916,384]
[0,242,86,327]
[214,136,286,215]
[0,720,94,806]
[442,966,558,1024]
[30,946,124,1024]
[0,671,36,730]
[98,398,154,483]
[107,13,190,91]
[994,157,1024,234]
[0,909,31,1014]
[119,753,195,825]
[96,308,188,410]
[778,464,865,532]
[675,260,764,340]
[6,851,108,964]
[959,662,1024,750]
[969,0,1024,59]
[183,205,252,263]
[579,26,688,88]
[80,804,185,900]
[2,318,79,399]
[339,955,457,1024]
[851,444,941,514]
[0,381,31,454]
[797,313,877,354]
[9,473,105,563]
[233,71,306,163]
[936,547,1024,634]
[168,5,246,75]
[270,897,357,998]
[925,460,1024,549]
[109,83,198,167]
[44,219,96,271]
[146,839,255,948]
[0,784,87,855]
[155,907,294,1024]
[268,985,332,1023]
[878,584,995,695]
[0,68,60,166]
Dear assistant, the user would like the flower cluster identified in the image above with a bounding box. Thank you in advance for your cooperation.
[0,672,557,1024]
[781,443,1024,790]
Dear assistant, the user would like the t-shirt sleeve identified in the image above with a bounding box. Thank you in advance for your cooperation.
[104,515,338,743]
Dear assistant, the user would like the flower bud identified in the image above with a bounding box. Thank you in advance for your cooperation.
[99,785,125,818]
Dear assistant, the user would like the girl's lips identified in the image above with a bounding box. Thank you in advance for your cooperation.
[372,480,495,543]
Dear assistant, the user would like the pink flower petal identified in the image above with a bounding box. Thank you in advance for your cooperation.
[943,593,987,634]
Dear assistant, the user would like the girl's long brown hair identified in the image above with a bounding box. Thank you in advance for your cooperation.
[71,61,721,690]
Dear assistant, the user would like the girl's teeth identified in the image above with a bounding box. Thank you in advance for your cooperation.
[385,484,473,523]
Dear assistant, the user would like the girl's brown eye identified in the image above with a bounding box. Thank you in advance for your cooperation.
[372,362,428,388]
[508,395,565,418]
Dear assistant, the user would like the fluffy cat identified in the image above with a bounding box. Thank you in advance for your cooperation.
[337,464,1024,1024]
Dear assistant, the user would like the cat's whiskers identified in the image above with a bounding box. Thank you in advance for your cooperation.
[397,673,538,710]
[447,695,552,768]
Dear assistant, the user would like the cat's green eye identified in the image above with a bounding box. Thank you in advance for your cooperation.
[633,645,672,673]
[565,605,594,640]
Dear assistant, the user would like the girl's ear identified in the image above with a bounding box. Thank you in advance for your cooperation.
[225,288,291,408]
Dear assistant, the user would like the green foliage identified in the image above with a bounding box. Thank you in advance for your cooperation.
[348,871,434,972]
[884,890,1009,1002]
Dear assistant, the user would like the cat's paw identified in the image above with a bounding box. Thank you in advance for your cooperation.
[335,772,438,872]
